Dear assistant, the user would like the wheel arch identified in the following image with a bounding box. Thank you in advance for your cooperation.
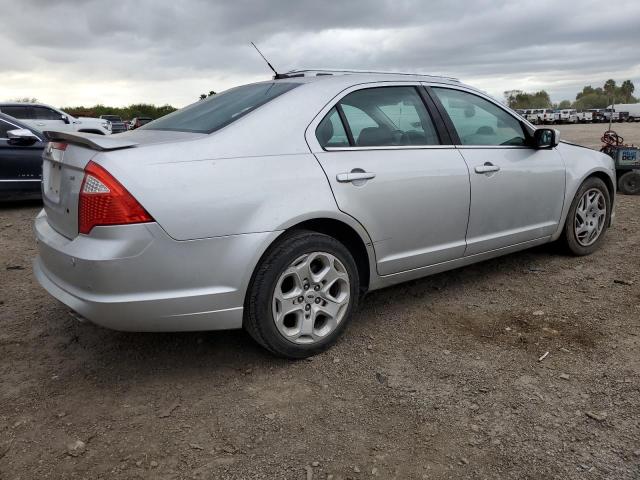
[552,168,616,241]
[587,170,615,200]
[243,215,376,313]
[285,218,372,293]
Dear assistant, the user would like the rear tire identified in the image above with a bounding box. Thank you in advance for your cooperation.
[244,230,359,359]
[618,170,640,195]
[561,177,611,256]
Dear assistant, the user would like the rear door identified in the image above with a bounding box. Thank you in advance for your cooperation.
[428,85,565,255]
[307,84,471,276]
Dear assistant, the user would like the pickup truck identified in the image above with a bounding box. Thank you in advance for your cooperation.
[555,109,578,124]
[99,115,128,134]
[0,103,111,135]
[576,111,593,123]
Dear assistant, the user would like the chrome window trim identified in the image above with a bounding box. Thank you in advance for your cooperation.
[325,145,455,152]
[0,179,41,182]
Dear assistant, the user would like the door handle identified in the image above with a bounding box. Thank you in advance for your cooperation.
[474,162,500,174]
[336,171,376,182]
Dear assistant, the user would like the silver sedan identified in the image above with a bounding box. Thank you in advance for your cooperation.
[34,70,616,358]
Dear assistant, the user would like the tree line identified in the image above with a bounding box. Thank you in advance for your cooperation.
[505,79,636,110]
[62,103,177,120]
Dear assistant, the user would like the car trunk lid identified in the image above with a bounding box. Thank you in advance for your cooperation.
[41,130,205,239]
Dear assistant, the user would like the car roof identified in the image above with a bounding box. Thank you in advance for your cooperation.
[270,69,463,88]
[0,102,58,109]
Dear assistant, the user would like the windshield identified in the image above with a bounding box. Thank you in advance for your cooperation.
[142,82,300,134]
[102,115,121,121]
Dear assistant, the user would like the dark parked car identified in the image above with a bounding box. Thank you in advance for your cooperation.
[100,115,128,134]
[0,113,45,200]
[129,117,152,130]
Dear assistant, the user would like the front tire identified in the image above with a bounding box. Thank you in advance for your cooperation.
[244,230,359,359]
[561,177,611,256]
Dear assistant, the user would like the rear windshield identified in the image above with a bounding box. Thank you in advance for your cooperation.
[142,82,299,134]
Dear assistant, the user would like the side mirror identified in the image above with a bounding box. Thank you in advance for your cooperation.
[534,128,559,149]
[7,129,39,146]
[60,114,70,124]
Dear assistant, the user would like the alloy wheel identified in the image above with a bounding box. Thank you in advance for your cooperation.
[574,188,606,246]
[272,252,350,345]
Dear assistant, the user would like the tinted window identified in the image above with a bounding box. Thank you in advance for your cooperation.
[143,82,299,134]
[341,105,377,141]
[0,119,13,138]
[33,107,62,120]
[316,107,349,148]
[0,106,32,119]
[433,88,526,146]
[339,87,439,147]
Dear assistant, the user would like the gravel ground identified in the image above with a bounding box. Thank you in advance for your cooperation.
[0,123,639,479]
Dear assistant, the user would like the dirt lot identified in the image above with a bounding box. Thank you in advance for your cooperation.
[1,123,639,479]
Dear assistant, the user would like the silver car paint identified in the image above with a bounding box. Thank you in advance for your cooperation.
[34,73,616,331]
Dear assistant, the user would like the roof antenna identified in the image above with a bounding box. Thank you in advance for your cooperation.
[251,42,286,79]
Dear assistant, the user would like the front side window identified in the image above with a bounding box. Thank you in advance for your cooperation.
[316,86,439,148]
[33,107,62,120]
[143,82,299,134]
[433,88,527,146]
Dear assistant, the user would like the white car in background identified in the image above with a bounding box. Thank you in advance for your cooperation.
[556,109,578,124]
[0,103,111,135]
[577,111,593,123]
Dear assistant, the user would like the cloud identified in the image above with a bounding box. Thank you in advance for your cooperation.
[1,0,639,106]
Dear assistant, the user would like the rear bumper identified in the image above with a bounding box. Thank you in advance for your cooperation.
[33,210,280,332]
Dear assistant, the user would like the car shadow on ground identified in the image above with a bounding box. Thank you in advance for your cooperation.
[59,242,565,383]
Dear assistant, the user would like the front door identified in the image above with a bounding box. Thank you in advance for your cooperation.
[31,106,73,132]
[430,86,565,255]
[309,85,471,276]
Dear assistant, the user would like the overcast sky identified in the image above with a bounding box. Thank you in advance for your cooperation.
[2,0,639,108]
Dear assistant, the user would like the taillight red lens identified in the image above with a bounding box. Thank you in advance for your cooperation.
[78,161,153,234]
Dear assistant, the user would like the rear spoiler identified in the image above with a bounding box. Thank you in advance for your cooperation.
[44,131,138,151]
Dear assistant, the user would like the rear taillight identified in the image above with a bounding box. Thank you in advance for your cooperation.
[78,161,153,234]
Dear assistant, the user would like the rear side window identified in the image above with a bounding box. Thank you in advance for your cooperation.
[316,108,349,147]
[433,88,526,146]
[0,106,32,120]
[342,87,439,147]
[143,82,299,134]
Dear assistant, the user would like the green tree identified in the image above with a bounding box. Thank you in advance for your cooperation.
[603,79,616,97]
[558,100,572,109]
[503,90,552,109]
[620,80,635,103]
[62,103,177,121]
